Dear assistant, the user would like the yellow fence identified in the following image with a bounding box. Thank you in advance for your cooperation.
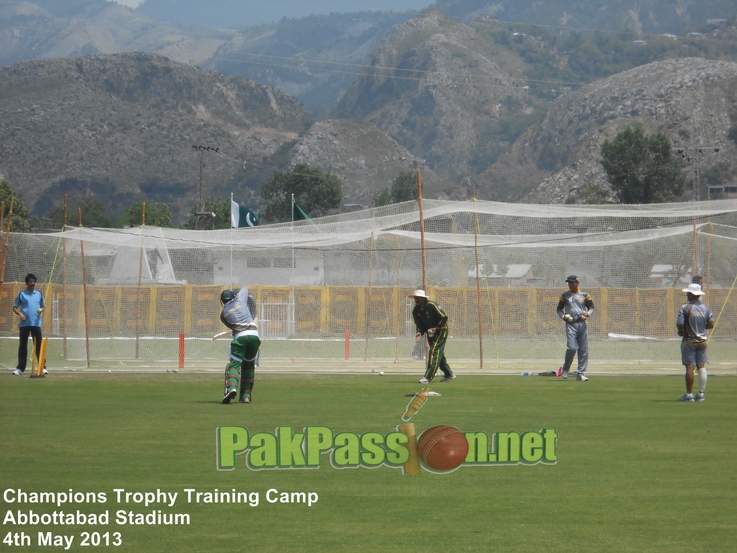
[1,284,734,340]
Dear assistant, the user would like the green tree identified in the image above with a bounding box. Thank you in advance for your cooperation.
[0,181,31,232]
[183,197,231,230]
[390,172,418,203]
[373,172,417,207]
[601,126,686,204]
[119,201,175,228]
[48,198,113,228]
[261,164,342,223]
[373,187,391,207]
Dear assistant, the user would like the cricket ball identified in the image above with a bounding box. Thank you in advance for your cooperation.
[417,425,469,471]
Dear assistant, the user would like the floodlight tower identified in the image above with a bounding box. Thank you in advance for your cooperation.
[191,144,220,229]
[673,145,721,201]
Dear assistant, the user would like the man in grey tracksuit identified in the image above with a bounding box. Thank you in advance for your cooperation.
[556,275,594,381]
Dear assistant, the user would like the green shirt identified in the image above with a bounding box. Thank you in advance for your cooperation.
[412,300,448,334]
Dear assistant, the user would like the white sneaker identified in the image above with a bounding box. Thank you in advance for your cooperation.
[694,393,705,402]
[576,374,588,382]
[678,393,694,402]
[12,369,24,375]
[441,374,456,382]
[419,378,430,384]
[42,369,48,376]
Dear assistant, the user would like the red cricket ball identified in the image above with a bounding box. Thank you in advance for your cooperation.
[417,425,469,471]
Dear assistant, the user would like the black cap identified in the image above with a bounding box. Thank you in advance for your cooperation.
[565,275,579,283]
[220,289,236,304]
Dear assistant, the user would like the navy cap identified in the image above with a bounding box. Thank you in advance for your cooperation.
[565,275,579,283]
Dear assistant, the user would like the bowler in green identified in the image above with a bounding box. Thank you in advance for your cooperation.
[410,289,455,384]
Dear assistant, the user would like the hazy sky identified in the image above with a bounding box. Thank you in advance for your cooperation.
[109,0,435,14]
[109,0,143,7]
[108,0,435,8]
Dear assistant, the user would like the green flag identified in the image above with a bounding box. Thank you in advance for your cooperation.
[231,200,259,227]
[292,202,311,222]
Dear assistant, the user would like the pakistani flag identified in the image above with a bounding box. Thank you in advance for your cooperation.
[231,200,259,228]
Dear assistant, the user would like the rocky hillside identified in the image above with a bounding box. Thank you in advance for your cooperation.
[331,10,547,189]
[478,58,737,203]
[286,119,447,206]
[140,0,733,37]
[435,0,733,34]
[0,52,448,222]
[0,52,313,222]
[0,0,233,67]
[3,1,737,212]
[203,11,412,119]
[139,0,432,29]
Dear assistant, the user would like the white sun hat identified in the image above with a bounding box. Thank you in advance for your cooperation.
[682,283,705,296]
[409,289,429,298]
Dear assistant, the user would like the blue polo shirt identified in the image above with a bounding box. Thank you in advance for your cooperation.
[14,289,45,328]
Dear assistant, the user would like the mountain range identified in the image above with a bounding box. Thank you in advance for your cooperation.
[1,0,736,224]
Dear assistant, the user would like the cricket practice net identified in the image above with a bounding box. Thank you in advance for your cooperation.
[1,198,736,372]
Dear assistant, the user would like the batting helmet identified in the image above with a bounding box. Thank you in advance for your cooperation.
[220,289,236,304]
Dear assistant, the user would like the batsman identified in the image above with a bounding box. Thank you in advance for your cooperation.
[410,290,455,384]
[219,287,260,404]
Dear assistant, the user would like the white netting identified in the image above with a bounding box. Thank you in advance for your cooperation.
[1,199,736,370]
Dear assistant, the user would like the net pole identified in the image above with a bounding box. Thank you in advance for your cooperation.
[364,205,375,361]
[62,195,67,360]
[473,190,484,369]
[417,171,427,292]
[394,235,401,362]
[230,193,234,289]
[0,196,14,290]
[416,171,429,362]
[691,216,697,279]
[291,194,295,337]
[0,202,4,268]
[0,198,12,359]
[78,208,91,368]
[706,205,711,292]
[135,206,145,360]
[0,201,4,316]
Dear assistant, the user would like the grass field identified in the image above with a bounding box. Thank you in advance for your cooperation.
[2,372,736,552]
[2,334,737,371]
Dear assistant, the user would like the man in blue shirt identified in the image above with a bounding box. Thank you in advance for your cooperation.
[12,273,47,376]
[676,283,715,402]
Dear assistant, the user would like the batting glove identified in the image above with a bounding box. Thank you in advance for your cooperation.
[580,311,589,320]
[563,314,573,323]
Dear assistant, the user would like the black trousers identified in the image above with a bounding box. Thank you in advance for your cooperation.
[17,326,43,371]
